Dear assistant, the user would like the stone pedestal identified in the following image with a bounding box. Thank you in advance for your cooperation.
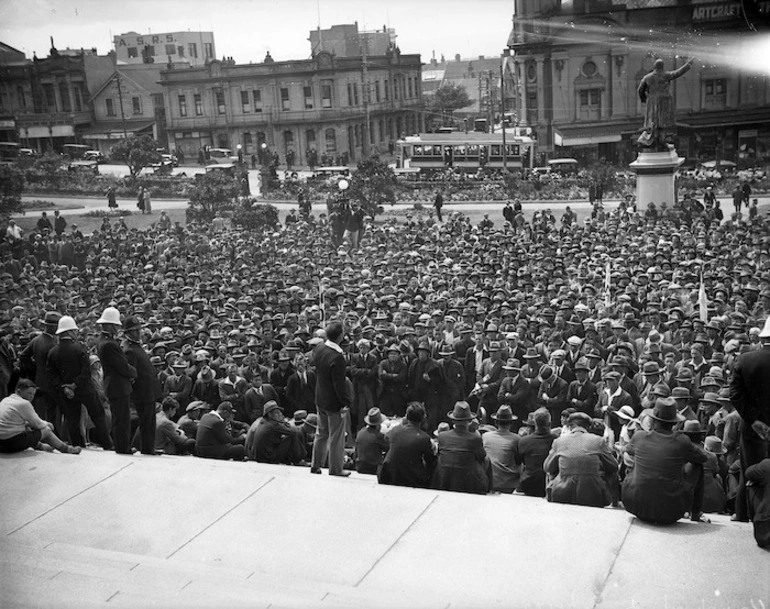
[629,148,684,208]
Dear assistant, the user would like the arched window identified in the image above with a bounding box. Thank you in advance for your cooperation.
[325,128,336,152]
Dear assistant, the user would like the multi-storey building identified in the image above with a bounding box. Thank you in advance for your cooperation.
[161,48,423,164]
[113,31,215,67]
[309,23,397,58]
[0,41,113,152]
[83,63,167,153]
[508,0,770,165]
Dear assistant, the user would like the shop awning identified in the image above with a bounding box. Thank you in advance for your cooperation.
[80,120,155,140]
[677,108,770,129]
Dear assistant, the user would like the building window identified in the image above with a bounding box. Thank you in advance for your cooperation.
[253,90,262,112]
[353,83,359,105]
[241,90,250,113]
[165,44,176,56]
[215,90,226,114]
[177,45,185,57]
[73,87,82,111]
[394,78,399,100]
[281,87,290,111]
[188,43,198,58]
[127,46,138,58]
[143,45,155,58]
[106,98,115,117]
[526,91,537,122]
[194,93,203,115]
[306,129,316,146]
[283,130,294,154]
[408,77,413,98]
[325,128,336,152]
[59,83,71,112]
[178,95,187,117]
[204,43,213,59]
[384,79,389,101]
[347,83,354,106]
[375,81,381,102]
[132,96,142,115]
[321,80,332,108]
[151,94,163,110]
[243,131,253,152]
[304,86,313,109]
[704,78,727,109]
[16,86,26,109]
[578,88,601,120]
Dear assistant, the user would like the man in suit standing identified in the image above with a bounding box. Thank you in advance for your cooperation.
[123,316,161,455]
[96,307,136,454]
[19,311,60,427]
[566,358,598,417]
[496,358,530,431]
[311,321,352,477]
[729,317,770,522]
[285,353,317,420]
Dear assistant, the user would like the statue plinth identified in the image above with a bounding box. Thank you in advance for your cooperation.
[629,148,684,209]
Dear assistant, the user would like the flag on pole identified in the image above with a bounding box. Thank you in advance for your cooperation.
[699,271,708,322]
[604,260,611,308]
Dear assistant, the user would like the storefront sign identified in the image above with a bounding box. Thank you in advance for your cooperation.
[692,2,741,21]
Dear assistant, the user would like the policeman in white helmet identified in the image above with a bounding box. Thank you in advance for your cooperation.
[96,307,137,454]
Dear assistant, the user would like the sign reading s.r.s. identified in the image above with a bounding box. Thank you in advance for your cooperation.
[118,34,175,46]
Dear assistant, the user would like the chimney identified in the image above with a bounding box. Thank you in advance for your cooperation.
[479,55,485,60]
[455,53,461,62]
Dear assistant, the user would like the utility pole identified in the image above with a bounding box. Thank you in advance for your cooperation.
[115,69,128,138]
[361,36,370,157]
[500,60,507,171]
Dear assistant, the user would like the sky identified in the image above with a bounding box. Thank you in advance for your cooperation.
[0,0,516,63]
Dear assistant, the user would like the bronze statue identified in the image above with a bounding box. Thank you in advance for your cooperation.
[637,57,695,150]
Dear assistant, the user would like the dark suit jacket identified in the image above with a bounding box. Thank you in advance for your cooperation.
[314,342,350,413]
[378,421,437,488]
[125,340,162,405]
[286,370,317,417]
[567,380,598,416]
[97,335,136,400]
[20,332,57,392]
[497,375,532,421]
[730,347,770,430]
[196,411,234,457]
[46,339,92,392]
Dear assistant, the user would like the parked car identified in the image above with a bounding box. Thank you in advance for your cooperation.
[161,153,179,167]
[84,150,107,164]
[66,160,99,175]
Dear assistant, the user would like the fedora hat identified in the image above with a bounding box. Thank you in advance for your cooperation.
[447,401,475,421]
[438,343,455,356]
[488,341,501,352]
[503,358,521,371]
[704,435,726,455]
[650,397,685,423]
[671,387,691,399]
[492,405,517,422]
[44,311,62,326]
[293,409,309,424]
[302,413,319,434]
[573,357,589,372]
[364,407,384,426]
[97,307,122,326]
[198,366,215,382]
[523,347,540,360]
[642,361,661,376]
[699,391,721,405]
[185,400,209,413]
[681,419,706,437]
[263,400,283,416]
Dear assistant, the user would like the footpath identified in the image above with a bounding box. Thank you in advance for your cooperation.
[1,449,766,609]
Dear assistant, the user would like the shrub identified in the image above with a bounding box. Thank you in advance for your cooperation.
[231,203,279,231]
[82,209,134,218]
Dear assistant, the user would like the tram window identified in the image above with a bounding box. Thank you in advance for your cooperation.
[491,145,501,156]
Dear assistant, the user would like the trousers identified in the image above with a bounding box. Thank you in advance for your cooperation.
[62,389,113,449]
[311,409,345,474]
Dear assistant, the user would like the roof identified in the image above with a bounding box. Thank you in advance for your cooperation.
[88,63,164,99]
[83,55,119,96]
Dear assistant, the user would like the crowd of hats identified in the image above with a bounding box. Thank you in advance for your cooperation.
[0,206,769,380]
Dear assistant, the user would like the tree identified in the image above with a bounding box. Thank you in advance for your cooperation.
[0,164,25,223]
[429,82,473,121]
[110,135,162,180]
[186,171,240,222]
[347,155,397,216]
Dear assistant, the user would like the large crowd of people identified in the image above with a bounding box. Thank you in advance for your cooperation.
[1,197,769,547]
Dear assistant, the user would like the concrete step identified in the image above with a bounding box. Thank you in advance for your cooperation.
[0,537,419,609]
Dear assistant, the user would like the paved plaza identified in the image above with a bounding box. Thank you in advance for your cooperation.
[1,450,766,609]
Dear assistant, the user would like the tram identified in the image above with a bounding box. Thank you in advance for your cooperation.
[396,131,536,172]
